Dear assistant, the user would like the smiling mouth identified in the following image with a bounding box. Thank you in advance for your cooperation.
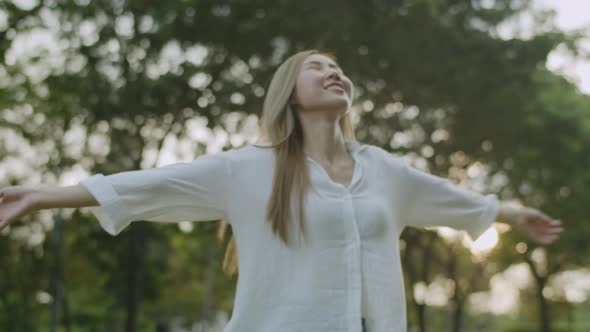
[325,85,346,94]
[325,82,345,89]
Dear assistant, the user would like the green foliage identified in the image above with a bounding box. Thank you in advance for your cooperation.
[0,0,589,331]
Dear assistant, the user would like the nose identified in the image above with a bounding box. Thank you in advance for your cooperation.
[324,71,346,90]
[325,69,342,81]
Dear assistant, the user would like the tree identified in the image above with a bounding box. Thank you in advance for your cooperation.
[1,1,587,331]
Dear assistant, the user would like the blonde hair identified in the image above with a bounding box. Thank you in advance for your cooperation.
[218,49,357,277]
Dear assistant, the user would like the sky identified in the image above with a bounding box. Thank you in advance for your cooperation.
[535,0,590,94]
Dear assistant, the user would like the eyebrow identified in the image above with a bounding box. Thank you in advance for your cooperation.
[304,60,342,70]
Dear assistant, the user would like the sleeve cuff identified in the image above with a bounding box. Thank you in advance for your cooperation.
[80,174,133,236]
[465,194,499,241]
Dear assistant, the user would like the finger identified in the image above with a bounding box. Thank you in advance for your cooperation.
[538,234,560,245]
[539,225,563,232]
[533,228,561,240]
[542,223,563,230]
[542,227,563,235]
[536,214,557,226]
[536,238,557,246]
[539,218,562,229]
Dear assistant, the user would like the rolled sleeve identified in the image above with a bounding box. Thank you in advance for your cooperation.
[80,152,232,236]
[402,163,499,241]
[80,174,133,235]
[464,193,499,241]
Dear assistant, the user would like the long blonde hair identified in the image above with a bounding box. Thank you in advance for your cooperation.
[218,49,357,277]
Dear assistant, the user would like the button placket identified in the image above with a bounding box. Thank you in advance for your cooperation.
[304,140,366,331]
[344,193,363,331]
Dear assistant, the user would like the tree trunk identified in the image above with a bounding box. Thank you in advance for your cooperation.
[200,242,218,332]
[402,230,427,332]
[536,278,551,332]
[125,222,146,332]
[63,287,71,332]
[524,254,552,332]
[50,211,64,332]
[416,303,427,332]
[451,300,464,332]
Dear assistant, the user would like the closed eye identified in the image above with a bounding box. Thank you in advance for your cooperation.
[305,61,344,74]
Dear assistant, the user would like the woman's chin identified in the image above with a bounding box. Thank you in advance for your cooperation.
[323,97,350,111]
[299,98,351,114]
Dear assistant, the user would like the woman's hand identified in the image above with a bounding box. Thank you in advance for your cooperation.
[0,186,40,231]
[498,202,563,245]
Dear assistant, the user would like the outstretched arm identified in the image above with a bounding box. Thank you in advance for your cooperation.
[377,147,564,245]
[1,151,232,234]
[0,184,97,230]
[382,150,563,245]
[33,185,99,209]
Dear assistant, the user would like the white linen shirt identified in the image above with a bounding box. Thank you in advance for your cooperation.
[80,140,499,332]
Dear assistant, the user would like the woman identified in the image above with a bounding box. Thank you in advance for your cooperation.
[0,50,563,331]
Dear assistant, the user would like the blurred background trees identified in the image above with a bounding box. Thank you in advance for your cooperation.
[1,0,589,331]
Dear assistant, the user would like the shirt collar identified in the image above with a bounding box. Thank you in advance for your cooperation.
[254,139,363,150]
[345,139,367,156]
[251,139,367,159]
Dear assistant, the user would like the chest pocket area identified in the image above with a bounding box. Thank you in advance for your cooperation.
[353,196,398,240]
[298,192,347,244]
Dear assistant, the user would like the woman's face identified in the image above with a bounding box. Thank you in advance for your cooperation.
[291,54,353,114]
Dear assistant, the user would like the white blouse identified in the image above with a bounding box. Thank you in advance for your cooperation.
[80,139,499,332]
